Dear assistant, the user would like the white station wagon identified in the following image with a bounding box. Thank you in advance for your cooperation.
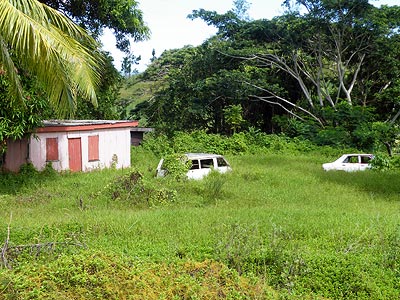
[322,153,374,172]
[156,153,232,180]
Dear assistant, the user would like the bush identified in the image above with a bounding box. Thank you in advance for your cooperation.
[106,169,177,208]
[295,253,399,299]
[141,130,325,157]
[160,153,191,181]
[18,163,38,176]
[0,252,276,300]
[371,154,400,171]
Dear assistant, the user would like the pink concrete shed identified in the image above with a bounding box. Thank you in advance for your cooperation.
[2,120,138,172]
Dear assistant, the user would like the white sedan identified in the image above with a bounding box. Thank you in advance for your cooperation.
[322,154,374,172]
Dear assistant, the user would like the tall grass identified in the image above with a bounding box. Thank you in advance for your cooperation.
[0,138,399,299]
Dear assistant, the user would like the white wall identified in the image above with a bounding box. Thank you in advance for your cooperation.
[29,128,131,172]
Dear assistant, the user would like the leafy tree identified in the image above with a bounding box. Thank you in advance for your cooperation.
[232,0,251,21]
[39,0,150,53]
[0,69,52,148]
[0,0,101,114]
[370,122,399,156]
[36,0,151,121]
[137,42,251,134]
[188,9,244,39]
[0,0,104,152]
[1,0,151,150]
[131,0,400,151]
[248,1,400,122]
[223,104,245,134]
[76,52,123,120]
[121,53,141,77]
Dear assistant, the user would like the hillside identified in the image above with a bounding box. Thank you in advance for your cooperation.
[117,75,161,122]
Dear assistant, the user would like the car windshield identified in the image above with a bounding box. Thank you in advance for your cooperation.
[217,157,228,167]
[190,159,200,169]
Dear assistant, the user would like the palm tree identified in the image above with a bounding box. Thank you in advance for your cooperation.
[0,0,101,117]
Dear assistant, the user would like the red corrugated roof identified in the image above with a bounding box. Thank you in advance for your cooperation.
[35,120,139,133]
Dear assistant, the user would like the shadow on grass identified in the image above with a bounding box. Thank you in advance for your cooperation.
[266,154,400,200]
[0,167,59,195]
[319,169,400,200]
[240,153,400,200]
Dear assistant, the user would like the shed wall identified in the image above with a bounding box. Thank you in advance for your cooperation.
[3,138,29,172]
[29,128,131,172]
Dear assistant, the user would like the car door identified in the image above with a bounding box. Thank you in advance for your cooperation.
[359,155,372,171]
[339,155,360,172]
[216,156,231,174]
[187,158,214,179]
[186,159,202,179]
[156,158,166,177]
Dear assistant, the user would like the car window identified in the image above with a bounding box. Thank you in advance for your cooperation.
[217,157,228,167]
[360,156,372,164]
[190,159,200,170]
[343,156,358,163]
[200,159,214,169]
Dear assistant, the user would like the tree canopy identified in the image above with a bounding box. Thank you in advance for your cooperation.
[132,0,400,152]
[39,0,150,52]
[0,0,101,115]
[0,0,150,151]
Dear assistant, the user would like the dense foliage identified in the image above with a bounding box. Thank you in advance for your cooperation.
[75,53,124,120]
[0,0,148,147]
[130,0,400,153]
[0,70,52,149]
[39,0,150,52]
[0,0,105,153]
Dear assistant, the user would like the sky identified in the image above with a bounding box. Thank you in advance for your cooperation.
[100,0,399,72]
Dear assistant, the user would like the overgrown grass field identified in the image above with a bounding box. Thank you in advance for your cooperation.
[0,134,399,299]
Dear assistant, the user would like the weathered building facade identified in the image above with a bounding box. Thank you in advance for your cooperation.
[2,120,138,172]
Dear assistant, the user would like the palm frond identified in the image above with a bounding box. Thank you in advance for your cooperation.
[0,36,24,105]
[0,0,102,116]
[8,0,96,43]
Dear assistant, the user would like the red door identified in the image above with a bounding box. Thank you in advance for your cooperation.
[68,138,82,172]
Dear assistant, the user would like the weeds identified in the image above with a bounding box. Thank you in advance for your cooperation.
[0,252,276,300]
[0,133,399,299]
[202,171,228,203]
[106,169,176,208]
[383,225,400,272]
[1,220,86,269]
[215,223,262,274]
[158,153,191,181]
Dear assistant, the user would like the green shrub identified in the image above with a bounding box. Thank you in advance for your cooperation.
[18,163,39,176]
[41,162,58,177]
[0,252,276,300]
[141,132,172,156]
[202,170,228,203]
[106,169,177,208]
[141,130,327,157]
[370,153,400,171]
[371,153,391,170]
[160,153,191,181]
[295,253,399,299]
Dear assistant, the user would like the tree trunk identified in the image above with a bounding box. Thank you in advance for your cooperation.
[384,142,392,157]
